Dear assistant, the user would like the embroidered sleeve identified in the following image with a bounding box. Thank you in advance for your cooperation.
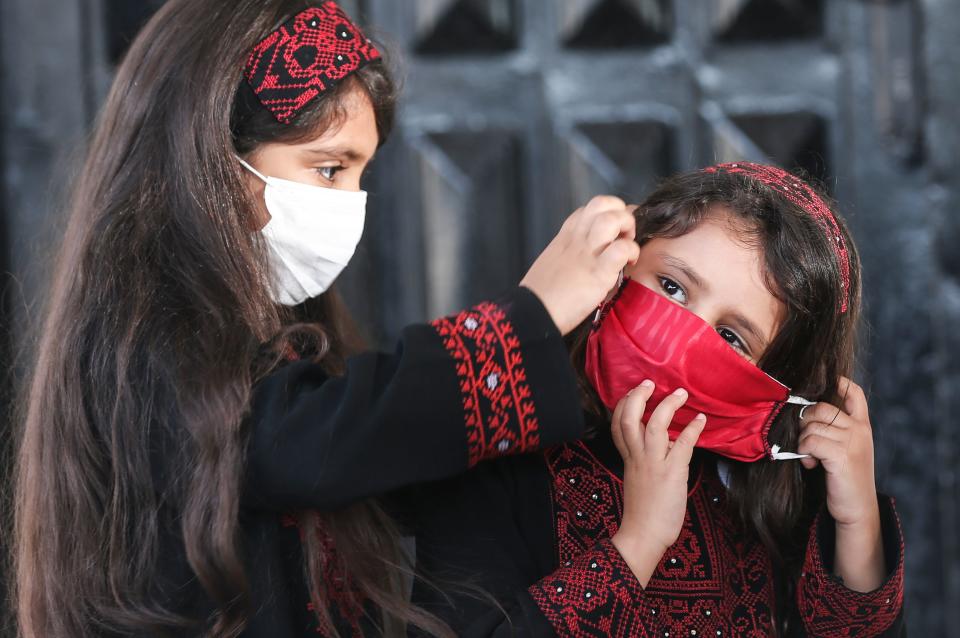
[528,538,649,638]
[430,295,545,466]
[797,497,905,637]
[245,288,581,513]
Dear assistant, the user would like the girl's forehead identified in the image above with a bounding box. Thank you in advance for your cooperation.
[653,213,759,261]
[298,86,379,154]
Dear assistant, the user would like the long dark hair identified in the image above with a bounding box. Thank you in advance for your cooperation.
[12,1,450,636]
[569,167,861,633]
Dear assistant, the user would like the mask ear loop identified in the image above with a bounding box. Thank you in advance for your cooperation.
[592,305,604,325]
[592,269,626,325]
[770,445,809,461]
[237,156,270,184]
[770,396,816,460]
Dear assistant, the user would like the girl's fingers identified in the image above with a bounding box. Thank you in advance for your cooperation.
[586,209,637,253]
[668,414,706,467]
[610,395,627,459]
[645,388,688,459]
[580,195,629,222]
[567,196,623,239]
[620,381,654,426]
[800,455,820,470]
[838,376,870,423]
[799,402,851,429]
[598,238,641,271]
[796,433,844,466]
[618,381,655,455]
[798,420,848,445]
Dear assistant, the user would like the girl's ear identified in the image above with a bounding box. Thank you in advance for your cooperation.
[240,159,271,232]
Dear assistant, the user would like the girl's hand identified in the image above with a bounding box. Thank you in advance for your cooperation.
[610,382,706,587]
[797,376,879,528]
[520,196,639,335]
[797,376,885,591]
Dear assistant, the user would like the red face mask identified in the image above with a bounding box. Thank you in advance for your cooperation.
[584,279,812,462]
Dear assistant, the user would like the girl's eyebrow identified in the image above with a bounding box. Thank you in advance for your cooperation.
[729,312,767,348]
[302,146,368,162]
[659,254,705,290]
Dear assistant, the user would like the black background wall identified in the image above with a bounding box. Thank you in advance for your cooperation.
[1,1,958,635]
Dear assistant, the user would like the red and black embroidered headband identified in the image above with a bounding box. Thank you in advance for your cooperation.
[704,162,851,313]
[244,2,380,124]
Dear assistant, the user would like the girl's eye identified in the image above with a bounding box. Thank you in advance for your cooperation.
[316,166,343,181]
[659,276,687,303]
[718,327,748,355]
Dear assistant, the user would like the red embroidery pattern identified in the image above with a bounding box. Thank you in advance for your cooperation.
[548,443,624,561]
[797,510,905,637]
[528,539,649,637]
[280,515,365,637]
[431,302,540,466]
[245,2,381,124]
[540,443,776,638]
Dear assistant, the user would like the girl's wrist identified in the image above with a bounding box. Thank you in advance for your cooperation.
[611,529,668,589]
[834,504,881,552]
[833,500,885,592]
[834,490,881,531]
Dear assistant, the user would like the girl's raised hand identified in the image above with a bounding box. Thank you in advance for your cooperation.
[796,376,879,528]
[609,381,706,587]
[797,376,885,591]
[520,196,640,335]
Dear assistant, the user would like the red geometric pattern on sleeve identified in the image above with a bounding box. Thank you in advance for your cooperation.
[245,2,381,124]
[796,509,905,637]
[431,302,540,466]
[528,538,649,638]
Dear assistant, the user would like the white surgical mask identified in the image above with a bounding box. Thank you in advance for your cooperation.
[239,158,367,306]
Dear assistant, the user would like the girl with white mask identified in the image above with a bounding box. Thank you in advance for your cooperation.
[12,2,639,637]
[236,155,367,306]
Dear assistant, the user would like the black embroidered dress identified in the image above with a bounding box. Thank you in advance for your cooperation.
[152,288,586,637]
[408,425,906,637]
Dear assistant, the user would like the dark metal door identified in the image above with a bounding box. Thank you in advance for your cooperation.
[1,1,957,633]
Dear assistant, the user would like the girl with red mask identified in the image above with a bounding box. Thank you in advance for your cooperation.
[408,164,905,637]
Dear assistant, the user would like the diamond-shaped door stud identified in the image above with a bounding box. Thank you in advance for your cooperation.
[416,130,525,316]
[713,0,824,43]
[709,112,830,187]
[561,0,671,50]
[414,0,518,55]
[567,121,675,205]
